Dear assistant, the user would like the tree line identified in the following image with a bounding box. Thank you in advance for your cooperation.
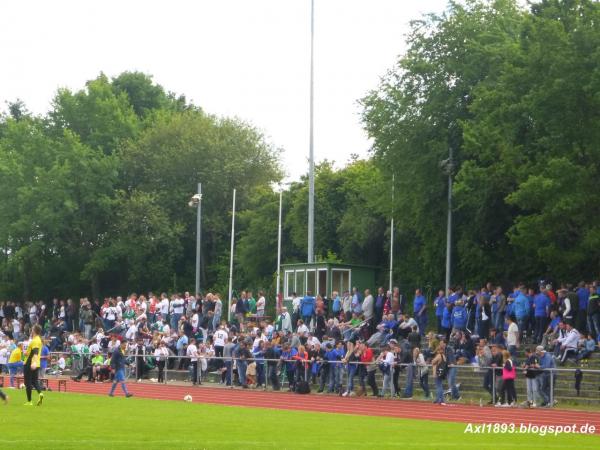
[1,0,599,302]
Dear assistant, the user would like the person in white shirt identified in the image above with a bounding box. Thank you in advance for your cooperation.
[186,338,199,385]
[506,316,519,351]
[29,304,38,325]
[12,318,21,342]
[377,346,396,397]
[297,320,309,337]
[154,341,169,383]
[191,312,199,331]
[89,341,101,354]
[159,294,170,318]
[125,323,138,341]
[556,323,580,364]
[170,296,185,330]
[213,295,223,331]
[256,292,266,317]
[279,307,292,334]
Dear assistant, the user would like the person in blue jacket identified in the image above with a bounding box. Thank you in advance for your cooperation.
[324,341,344,394]
[451,300,467,332]
[434,290,446,334]
[533,288,550,343]
[513,288,529,341]
[280,344,298,392]
[413,289,427,337]
[441,303,453,340]
[300,291,316,327]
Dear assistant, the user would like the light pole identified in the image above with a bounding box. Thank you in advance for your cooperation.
[227,188,236,322]
[441,149,454,295]
[276,187,284,302]
[389,174,395,294]
[307,0,315,263]
[188,183,202,297]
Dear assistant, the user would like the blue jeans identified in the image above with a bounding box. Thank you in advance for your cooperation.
[8,361,23,387]
[328,364,341,392]
[495,312,505,331]
[404,364,415,397]
[212,314,221,331]
[237,359,247,387]
[448,367,460,399]
[434,377,444,403]
[170,313,182,331]
[256,363,265,386]
[224,360,232,386]
[346,364,358,393]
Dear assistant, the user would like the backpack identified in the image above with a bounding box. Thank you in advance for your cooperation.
[295,380,310,394]
[436,356,448,380]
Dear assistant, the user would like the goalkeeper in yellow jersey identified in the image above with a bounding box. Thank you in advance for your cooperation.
[24,324,44,406]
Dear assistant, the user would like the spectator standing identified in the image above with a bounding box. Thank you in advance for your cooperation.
[497,350,516,407]
[536,345,555,407]
[523,347,541,407]
[434,291,446,334]
[413,289,427,337]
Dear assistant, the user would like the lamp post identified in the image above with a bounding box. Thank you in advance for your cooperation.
[227,188,236,322]
[441,149,454,295]
[389,174,395,294]
[307,0,315,263]
[188,183,202,297]
[276,187,283,301]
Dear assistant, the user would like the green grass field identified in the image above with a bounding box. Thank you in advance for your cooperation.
[0,392,598,449]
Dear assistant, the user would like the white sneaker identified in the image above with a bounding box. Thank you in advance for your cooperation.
[531,403,537,408]
[342,391,348,397]
[495,402,502,407]
[349,391,356,397]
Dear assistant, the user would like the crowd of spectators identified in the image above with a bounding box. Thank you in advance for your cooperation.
[0,280,598,407]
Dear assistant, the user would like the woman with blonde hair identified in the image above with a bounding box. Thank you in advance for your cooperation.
[497,349,517,407]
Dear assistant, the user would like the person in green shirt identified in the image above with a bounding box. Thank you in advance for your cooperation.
[247,291,257,315]
[91,353,105,381]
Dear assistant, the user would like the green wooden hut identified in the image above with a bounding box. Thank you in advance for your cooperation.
[280,262,378,308]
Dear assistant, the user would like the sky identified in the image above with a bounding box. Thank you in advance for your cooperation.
[0,0,448,181]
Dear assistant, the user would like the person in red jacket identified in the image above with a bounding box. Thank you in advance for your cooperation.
[358,341,378,396]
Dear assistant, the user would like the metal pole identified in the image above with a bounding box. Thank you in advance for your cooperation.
[195,182,202,297]
[492,369,496,404]
[389,174,395,294]
[444,148,453,295]
[276,189,283,299]
[550,368,554,406]
[307,0,315,263]
[228,189,236,323]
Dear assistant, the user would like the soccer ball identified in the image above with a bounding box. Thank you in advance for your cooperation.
[19,383,25,390]
[183,394,192,402]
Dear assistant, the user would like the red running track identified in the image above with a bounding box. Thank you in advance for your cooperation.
[47,380,600,433]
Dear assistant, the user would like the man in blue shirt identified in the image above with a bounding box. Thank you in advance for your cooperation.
[576,282,589,334]
[513,287,529,341]
[351,287,362,315]
[533,288,550,344]
[375,287,386,324]
[434,290,446,334]
[413,289,427,337]
[300,291,316,327]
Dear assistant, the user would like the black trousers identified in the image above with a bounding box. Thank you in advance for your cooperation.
[157,360,165,383]
[24,365,41,402]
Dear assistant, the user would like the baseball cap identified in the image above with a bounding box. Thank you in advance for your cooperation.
[535,345,545,352]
